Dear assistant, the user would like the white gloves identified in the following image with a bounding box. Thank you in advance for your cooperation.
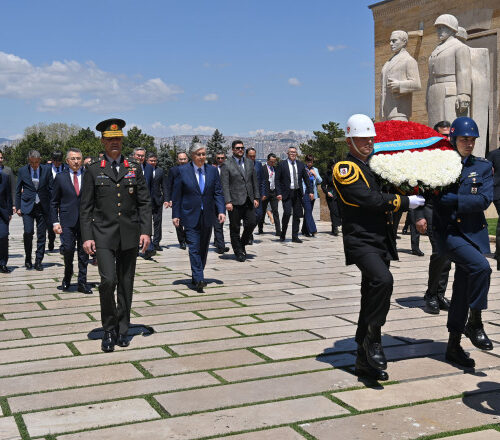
[408,195,425,209]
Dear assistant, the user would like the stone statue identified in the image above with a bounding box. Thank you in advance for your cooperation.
[380,30,421,121]
[456,26,490,157]
[427,14,472,129]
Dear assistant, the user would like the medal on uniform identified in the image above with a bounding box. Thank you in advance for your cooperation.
[129,187,134,194]
[471,187,477,194]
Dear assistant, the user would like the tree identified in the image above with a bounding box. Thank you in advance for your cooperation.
[6,132,52,172]
[65,128,102,159]
[122,126,156,157]
[24,122,81,145]
[299,121,348,176]
[206,129,227,162]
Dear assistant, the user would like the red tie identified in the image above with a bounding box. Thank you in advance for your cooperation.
[73,171,79,196]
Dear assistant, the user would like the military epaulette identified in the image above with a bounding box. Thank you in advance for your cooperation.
[333,161,370,188]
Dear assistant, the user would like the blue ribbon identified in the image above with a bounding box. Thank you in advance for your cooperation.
[373,137,443,154]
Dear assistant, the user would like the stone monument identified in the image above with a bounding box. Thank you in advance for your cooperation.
[457,26,491,156]
[426,14,472,129]
[380,30,421,121]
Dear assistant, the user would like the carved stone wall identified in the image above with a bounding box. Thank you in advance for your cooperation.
[370,0,500,153]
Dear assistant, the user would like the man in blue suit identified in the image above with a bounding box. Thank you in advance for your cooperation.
[16,150,53,270]
[47,150,68,252]
[0,167,12,273]
[172,143,226,293]
[51,148,91,294]
[416,117,493,369]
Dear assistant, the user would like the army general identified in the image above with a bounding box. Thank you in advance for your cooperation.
[80,119,152,353]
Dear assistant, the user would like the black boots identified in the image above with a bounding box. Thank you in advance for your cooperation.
[362,325,387,370]
[446,331,475,368]
[424,294,450,314]
[464,309,493,351]
[354,345,389,381]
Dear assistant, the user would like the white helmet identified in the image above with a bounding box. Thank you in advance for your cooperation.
[346,114,376,138]
[434,14,458,32]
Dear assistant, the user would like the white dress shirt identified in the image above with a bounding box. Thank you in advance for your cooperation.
[287,159,297,189]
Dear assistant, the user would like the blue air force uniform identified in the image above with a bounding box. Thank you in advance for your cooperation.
[428,155,493,333]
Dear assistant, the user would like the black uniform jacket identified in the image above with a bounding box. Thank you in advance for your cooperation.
[333,153,409,265]
[80,156,152,251]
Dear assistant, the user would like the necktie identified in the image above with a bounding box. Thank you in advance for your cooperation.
[73,171,79,196]
[198,168,205,193]
[33,169,38,179]
[239,158,244,170]
[112,161,118,177]
[292,161,298,188]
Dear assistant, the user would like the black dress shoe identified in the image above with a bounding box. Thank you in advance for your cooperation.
[0,265,11,273]
[331,227,339,236]
[446,332,475,368]
[363,327,387,370]
[302,232,312,237]
[48,241,55,252]
[279,236,286,242]
[424,295,440,314]
[25,261,33,270]
[291,237,303,243]
[354,359,389,381]
[196,281,204,293]
[464,310,493,351]
[437,295,451,310]
[116,333,130,347]
[78,283,93,294]
[276,231,282,237]
[247,238,254,245]
[236,253,246,262]
[61,279,71,291]
[143,249,156,260]
[34,261,43,271]
[101,330,116,353]
[411,249,425,257]
[402,228,409,235]
[180,242,187,250]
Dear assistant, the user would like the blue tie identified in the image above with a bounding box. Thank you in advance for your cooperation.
[33,169,38,179]
[198,168,205,193]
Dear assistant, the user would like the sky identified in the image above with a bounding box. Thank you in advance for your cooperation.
[0,0,376,139]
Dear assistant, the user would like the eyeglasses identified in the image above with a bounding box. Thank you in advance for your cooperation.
[233,147,245,150]
[194,152,207,156]
[216,157,225,160]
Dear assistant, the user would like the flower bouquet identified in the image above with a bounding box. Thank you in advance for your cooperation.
[369,120,462,195]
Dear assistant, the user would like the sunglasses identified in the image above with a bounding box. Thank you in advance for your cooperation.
[233,147,245,150]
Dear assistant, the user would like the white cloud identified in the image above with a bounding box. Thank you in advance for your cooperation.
[0,51,183,112]
[327,44,347,52]
[203,93,219,101]
[288,77,301,87]
[151,121,165,130]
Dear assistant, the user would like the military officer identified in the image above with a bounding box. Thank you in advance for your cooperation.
[333,114,425,381]
[80,119,152,353]
[416,117,493,368]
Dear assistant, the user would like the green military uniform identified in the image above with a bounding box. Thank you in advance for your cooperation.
[80,119,152,337]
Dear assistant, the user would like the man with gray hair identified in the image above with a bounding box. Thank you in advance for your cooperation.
[172,143,225,292]
[16,150,53,270]
[380,30,421,121]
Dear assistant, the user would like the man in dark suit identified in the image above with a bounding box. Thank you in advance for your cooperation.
[81,118,152,353]
[275,146,313,243]
[0,166,12,273]
[213,151,229,254]
[16,150,53,270]
[321,159,341,236]
[147,152,167,251]
[172,143,226,292]
[0,151,16,214]
[47,151,68,251]
[51,148,91,294]
[245,147,266,244]
[133,147,155,259]
[258,153,281,236]
[220,140,260,262]
[165,151,189,250]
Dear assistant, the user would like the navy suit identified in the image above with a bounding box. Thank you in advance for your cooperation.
[430,155,493,333]
[51,169,89,284]
[48,163,69,247]
[0,172,12,266]
[141,163,154,195]
[150,166,167,247]
[275,159,313,239]
[172,163,225,283]
[166,166,186,247]
[16,164,53,263]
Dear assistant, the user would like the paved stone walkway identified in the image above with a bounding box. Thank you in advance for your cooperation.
[1,214,500,439]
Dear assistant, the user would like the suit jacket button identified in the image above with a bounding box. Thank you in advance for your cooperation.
[457,218,461,223]
[117,203,121,207]
[118,212,121,216]
[117,183,120,187]
[117,193,121,197]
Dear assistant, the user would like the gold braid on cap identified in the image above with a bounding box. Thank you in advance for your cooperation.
[102,130,124,138]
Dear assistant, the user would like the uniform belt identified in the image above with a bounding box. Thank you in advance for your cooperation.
[429,75,456,84]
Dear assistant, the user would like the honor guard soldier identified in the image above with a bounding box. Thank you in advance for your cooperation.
[416,117,494,368]
[333,114,425,381]
[80,119,152,353]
